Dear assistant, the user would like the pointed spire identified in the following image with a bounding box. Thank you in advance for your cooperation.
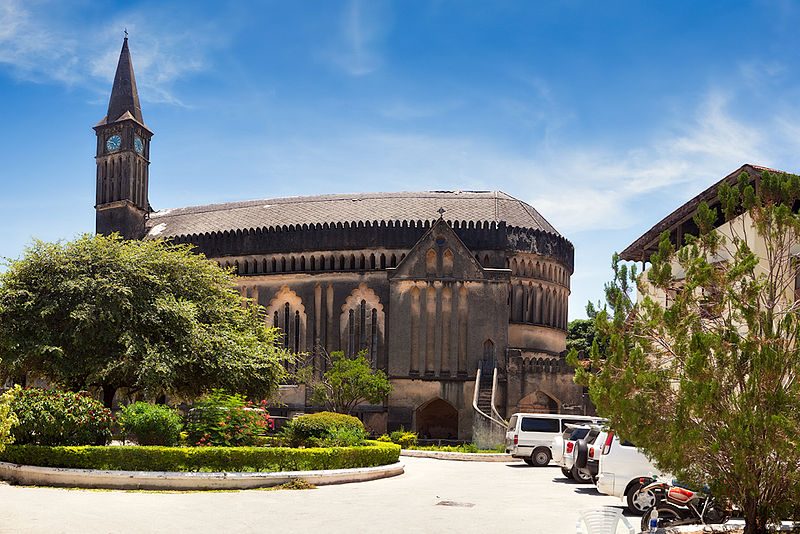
[106,37,144,124]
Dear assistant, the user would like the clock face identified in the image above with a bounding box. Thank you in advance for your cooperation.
[106,135,122,152]
[134,137,144,154]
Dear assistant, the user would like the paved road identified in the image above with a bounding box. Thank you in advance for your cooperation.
[0,458,640,533]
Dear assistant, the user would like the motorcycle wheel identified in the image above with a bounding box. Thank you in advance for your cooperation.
[640,504,693,531]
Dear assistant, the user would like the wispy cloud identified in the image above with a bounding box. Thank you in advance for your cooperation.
[328,0,389,76]
[0,0,217,105]
[234,88,793,237]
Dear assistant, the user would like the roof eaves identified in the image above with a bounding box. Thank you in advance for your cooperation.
[618,163,787,262]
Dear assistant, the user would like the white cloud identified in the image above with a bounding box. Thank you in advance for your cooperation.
[232,87,795,237]
[327,0,389,76]
[0,1,215,105]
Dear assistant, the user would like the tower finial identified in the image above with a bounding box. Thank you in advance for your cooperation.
[124,28,128,39]
[437,207,446,219]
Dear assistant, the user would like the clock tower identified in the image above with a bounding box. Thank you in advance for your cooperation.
[94,37,153,238]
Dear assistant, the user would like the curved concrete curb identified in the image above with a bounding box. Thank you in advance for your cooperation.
[400,450,514,462]
[0,460,404,491]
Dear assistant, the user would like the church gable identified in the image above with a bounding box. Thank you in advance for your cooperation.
[389,218,485,281]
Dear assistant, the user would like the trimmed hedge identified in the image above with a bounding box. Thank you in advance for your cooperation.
[289,412,363,440]
[0,441,400,472]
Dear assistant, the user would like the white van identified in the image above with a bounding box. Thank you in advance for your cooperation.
[505,413,605,466]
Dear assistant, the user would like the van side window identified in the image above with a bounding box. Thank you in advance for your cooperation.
[520,418,559,433]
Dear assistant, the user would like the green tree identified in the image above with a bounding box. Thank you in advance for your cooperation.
[569,171,800,533]
[309,350,393,415]
[566,303,601,355]
[0,386,20,452]
[0,234,291,408]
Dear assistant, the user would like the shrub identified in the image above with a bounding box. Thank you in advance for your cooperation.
[10,388,112,446]
[376,434,392,443]
[185,389,274,447]
[322,426,368,447]
[0,386,20,452]
[0,440,401,472]
[283,411,364,447]
[119,402,182,446]
[389,430,418,448]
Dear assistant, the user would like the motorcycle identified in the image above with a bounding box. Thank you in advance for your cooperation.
[637,479,730,531]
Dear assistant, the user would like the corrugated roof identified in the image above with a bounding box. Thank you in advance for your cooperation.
[145,190,560,238]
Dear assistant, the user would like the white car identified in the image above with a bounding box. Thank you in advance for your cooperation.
[505,413,602,467]
[595,431,670,515]
[553,424,600,482]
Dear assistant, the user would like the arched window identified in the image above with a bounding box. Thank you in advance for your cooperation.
[390,254,397,267]
[443,249,454,277]
[380,254,386,269]
[359,254,366,270]
[300,256,306,271]
[294,310,300,351]
[283,303,290,349]
[483,339,495,369]
[340,284,385,363]
[370,254,376,269]
[426,248,436,275]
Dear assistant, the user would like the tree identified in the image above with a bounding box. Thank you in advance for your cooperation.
[0,386,19,453]
[566,302,602,356]
[309,350,393,415]
[0,233,291,408]
[569,170,800,534]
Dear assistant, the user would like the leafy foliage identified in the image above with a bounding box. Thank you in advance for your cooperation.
[569,170,800,534]
[389,430,418,448]
[283,411,365,447]
[0,441,401,472]
[308,350,393,414]
[118,402,182,446]
[10,388,112,446]
[0,386,20,452]
[185,389,274,447]
[0,234,291,407]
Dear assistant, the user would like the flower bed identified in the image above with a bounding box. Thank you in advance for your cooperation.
[0,440,400,472]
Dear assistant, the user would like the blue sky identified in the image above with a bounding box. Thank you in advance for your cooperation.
[2,0,800,320]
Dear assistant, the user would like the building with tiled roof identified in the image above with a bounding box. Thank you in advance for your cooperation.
[620,164,785,263]
[94,39,589,445]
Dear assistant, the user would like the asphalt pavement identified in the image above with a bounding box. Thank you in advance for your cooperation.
[0,457,639,533]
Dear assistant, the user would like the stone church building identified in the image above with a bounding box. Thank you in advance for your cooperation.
[94,38,590,442]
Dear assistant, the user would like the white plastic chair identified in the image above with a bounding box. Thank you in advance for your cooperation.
[575,507,634,534]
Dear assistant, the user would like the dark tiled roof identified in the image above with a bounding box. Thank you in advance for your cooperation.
[145,190,560,239]
[620,164,791,262]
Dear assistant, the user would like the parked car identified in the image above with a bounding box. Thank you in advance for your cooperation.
[554,424,600,482]
[505,413,604,466]
[595,431,670,515]
[574,429,609,483]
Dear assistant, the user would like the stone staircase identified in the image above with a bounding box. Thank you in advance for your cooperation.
[476,373,494,414]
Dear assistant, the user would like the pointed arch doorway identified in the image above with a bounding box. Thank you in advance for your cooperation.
[415,398,458,440]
